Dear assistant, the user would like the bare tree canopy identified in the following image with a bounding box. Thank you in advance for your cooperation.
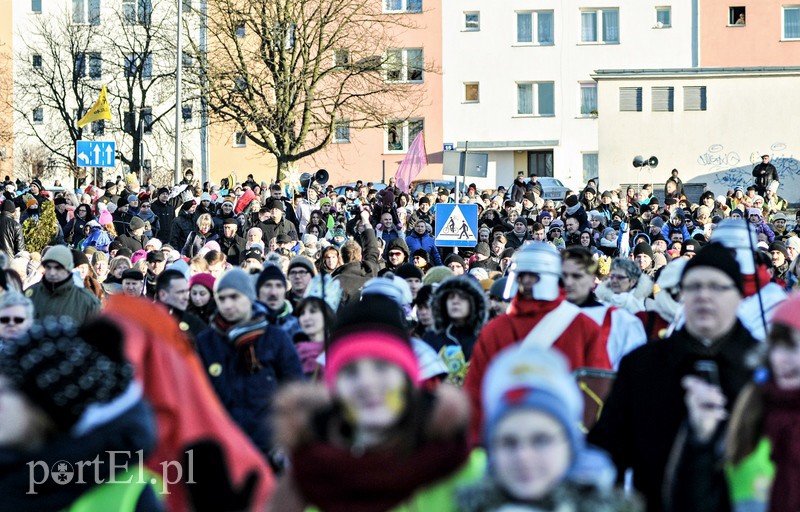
[193,0,432,180]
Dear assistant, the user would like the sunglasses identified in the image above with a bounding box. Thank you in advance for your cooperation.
[0,316,26,325]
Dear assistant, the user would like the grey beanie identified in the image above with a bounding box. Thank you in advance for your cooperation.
[214,267,257,303]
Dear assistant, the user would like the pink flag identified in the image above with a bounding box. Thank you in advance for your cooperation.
[395,131,428,193]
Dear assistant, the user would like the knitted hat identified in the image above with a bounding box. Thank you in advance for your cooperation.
[769,242,789,261]
[681,239,700,256]
[130,250,147,264]
[475,242,491,257]
[189,272,216,292]
[127,194,139,204]
[145,238,162,251]
[72,249,90,268]
[25,197,38,209]
[412,249,430,262]
[482,345,584,457]
[2,200,15,213]
[242,247,264,263]
[422,266,454,286]
[681,242,743,294]
[445,253,466,268]
[98,210,113,226]
[325,298,418,390]
[255,264,286,292]
[215,267,257,303]
[771,293,800,332]
[130,217,145,231]
[180,200,196,211]
[42,245,74,271]
[489,277,508,299]
[0,318,134,431]
[287,256,316,276]
[633,242,654,259]
[117,196,128,208]
[395,263,423,280]
[650,217,665,229]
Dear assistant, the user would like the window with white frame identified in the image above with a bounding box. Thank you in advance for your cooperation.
[73,0,101,25]
[783,6,800,39]
[684,86,707,111]
[31,0,42,13]
[581,8,619,43]
[580,82,597,115]
[619,87,642,111]
[32,54,42,70]
[234,131,247,147]
[32,107,44,124]
[182,104,193,122]
[384,48,423,83]
[125,53,153,78]
[582,153,598,183]
[89,52,102,79]
[333,49,350,68]
[516,82,555,116]
[123,0,151,25]
[92,120,105,136]
[652,86,674,112]
[464,83,479,103]
[385,118,423,153]
[656,6,671,27]
[465,12,480,31]
[383,0,422,14]
[333,120,350,143]
[516,11,554,44]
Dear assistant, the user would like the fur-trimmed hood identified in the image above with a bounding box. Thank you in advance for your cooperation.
[431,276,489,336]
[595,272,654,314]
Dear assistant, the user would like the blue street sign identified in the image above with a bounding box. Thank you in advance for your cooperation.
[435,203,479,247]
[76,140,116,168]
[443,143,454,151]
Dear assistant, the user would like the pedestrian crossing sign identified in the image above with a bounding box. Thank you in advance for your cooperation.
[435,203,479,247]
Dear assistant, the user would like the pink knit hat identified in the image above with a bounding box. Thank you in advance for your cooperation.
[98,210,113,226]
[771,293,800,333]
[189,272,216,292]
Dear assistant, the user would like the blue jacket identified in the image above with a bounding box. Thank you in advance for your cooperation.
[405,230,443,266]
[661,222,691,241]
[196,305,304,456]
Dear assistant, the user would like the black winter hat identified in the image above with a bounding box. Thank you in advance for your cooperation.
[682,242,743,294]
[412,249,430,262]
[256,264,286,291]
[769,241,790,261]
[633,242,654,259]
[395,263,423,280]
[2,200,16,213]
[117,196,129,208]
[0,318,133,432]
[564,195,578,208]
[444,253,466,268]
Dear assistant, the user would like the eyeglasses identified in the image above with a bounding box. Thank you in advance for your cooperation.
[0,316,26,325]
[141,204,151,209]
[682,282,738,294]
[388,251,404,257]
[607,274,629,281]
[288,270,309,277]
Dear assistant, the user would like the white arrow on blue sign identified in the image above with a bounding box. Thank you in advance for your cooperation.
[76,140,116,168]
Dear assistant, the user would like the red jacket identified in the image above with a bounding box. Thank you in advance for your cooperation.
[464,292,611,442]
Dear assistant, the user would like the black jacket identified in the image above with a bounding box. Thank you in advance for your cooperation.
[257,217,298,245]
[170,211,194,249]
[218,235,247,266]
[151,200,176,242]
[588,321,759,512]
[0,211,25,259]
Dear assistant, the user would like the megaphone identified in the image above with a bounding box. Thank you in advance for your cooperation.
[647,156,658,168]
[632,155,646,168]
[300,169,329,190]
[314,169,329,186]
[299,172,313,189]
[632,155,659,168]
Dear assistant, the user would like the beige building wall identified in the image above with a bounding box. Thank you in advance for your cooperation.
[595,68,800,204]
[0,1,12,180]
[207,3,443,188]
[700,0,800,66]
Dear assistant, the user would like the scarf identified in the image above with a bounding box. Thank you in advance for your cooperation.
[136,208,155,223]
[762,381,800,512]
[292,436,470,512]
[212,312,268,374]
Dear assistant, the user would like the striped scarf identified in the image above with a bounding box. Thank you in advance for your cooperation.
[213,313,268,374]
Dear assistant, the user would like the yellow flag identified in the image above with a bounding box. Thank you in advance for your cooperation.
[76,84,112,128]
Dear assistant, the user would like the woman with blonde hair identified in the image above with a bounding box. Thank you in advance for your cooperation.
[182,213,218,258]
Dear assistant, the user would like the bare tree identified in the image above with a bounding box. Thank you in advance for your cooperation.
[191,0,432,181]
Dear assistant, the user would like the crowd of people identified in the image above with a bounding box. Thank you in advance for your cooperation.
[0,166,798,512]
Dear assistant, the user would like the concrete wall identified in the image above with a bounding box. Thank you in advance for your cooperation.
[700,0,800,66]
[442,0,694,191]
[596,70,800,204]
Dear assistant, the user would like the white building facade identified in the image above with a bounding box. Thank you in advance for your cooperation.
[441,0,694,191]
[595,67,800,204]
[11,0,204,186]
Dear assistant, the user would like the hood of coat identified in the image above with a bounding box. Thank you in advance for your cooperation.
[431,276,489,336]
[386,237,410,258]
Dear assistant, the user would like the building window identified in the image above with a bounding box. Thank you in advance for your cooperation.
[75,53,86,78]
[235,22,245,38]
[333,120,350,143]
[73,0,101,25]
[383,0,422,14]
[127,110,153,133]
[142,159,152,176]
[182,104,193,122]
[385,118,423,153]
[464,82,480,103]
[517,82,555,116]
[384,48,423,83]
[125,53,153,78]
[516,11,554,44]
[89,52,102,79]
[619,87,642,111]
[465,12,480,31]
[123,0,151,25]
[32,54,42,70]
[581,8,619,43]
[729,6,746,26]
[32,107,44,124]
[580,82,597,115]
[182,52,193,68]
[656,6,671,27]
[182,0,191,11]
[784,7,800,39]
[333,49,350,68]
[684,86,707,111]
[234,131,247,147]
[92,120,105,136]
[142,108,153,134]
[31,0,42,13]
[582,153,598,183]
[652,86,674,111]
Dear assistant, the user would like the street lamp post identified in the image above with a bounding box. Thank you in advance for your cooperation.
[174,0,183,185]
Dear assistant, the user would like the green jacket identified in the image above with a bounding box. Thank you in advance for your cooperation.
[307,449,487,512]
[65,468,159,512]
[28,276,101,324]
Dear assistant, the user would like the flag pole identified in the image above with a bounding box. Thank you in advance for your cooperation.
[174,0,183,186]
